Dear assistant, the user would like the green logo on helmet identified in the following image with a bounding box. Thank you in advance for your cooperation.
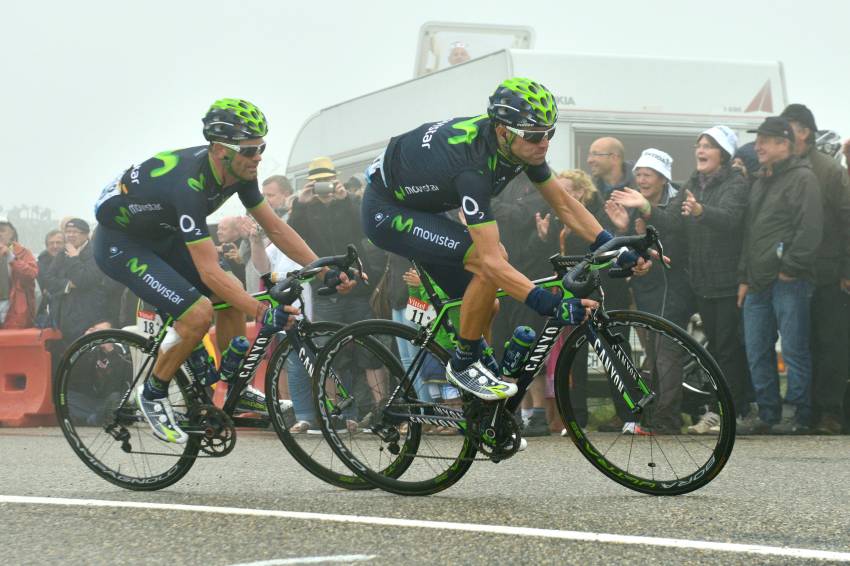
[493,77,558,127]
[391,215,414,233]
[209,98,268,137]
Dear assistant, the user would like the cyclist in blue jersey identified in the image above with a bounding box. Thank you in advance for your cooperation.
[93,99,354,443]
[362,78,649,401]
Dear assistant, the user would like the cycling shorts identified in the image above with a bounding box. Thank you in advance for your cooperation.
[93,226,209,320]
[361,182,473,299]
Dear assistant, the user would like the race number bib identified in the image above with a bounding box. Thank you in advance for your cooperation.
[405,296,436,327]
[136,310,163,336]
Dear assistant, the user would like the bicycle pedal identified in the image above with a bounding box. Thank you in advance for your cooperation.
[631,392,657,414]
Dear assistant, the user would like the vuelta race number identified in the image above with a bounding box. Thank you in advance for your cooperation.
[137,310,163,336]
[405,296,436,327]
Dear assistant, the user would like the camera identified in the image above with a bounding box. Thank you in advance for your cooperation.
[314,181,335,196]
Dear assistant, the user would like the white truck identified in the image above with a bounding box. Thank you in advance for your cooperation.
[286,47,786,187]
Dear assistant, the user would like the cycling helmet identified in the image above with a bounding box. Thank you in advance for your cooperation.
[487,77,558,129]
[203,98,268,142]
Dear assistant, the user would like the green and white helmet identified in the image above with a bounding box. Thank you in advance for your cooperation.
[203,98,268,142]
[487,77,558,129]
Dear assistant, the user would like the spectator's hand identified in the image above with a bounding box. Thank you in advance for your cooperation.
[402,268,421,287]
[841,278,850,294]
[247,221,264,243]
[778,272,796,282]
[681,190,704,217]
[223,244,242,264]
[610,187,648,211]
[535,212,551,241]
[737,283,748,308]
[333,180,348,200]
[603,200,629,234]
[298,181,317,204]
[634,217,647,235]
[65,242,80,258]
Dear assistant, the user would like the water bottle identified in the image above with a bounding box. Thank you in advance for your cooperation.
[219,336,250,383]
[500,326,536,377]
[187,346,216,386]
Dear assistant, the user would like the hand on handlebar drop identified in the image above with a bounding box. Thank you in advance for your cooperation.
[323,267,360,295]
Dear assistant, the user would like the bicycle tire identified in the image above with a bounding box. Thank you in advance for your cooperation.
[555,310,735,495]
[265,321,373,490]
[54,329,201,491]
[314,319,477,496]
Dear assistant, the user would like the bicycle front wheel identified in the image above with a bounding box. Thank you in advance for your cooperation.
[54,329,200,491]
[265,321,373,490]
[314,319,477,496]
[555,310,735,495]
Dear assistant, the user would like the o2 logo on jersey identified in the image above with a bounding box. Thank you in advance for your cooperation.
[180,215,203,237]
[461,196,485,221]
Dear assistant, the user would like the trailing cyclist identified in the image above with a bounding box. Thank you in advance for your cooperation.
[362,78,649,402]
[93,99,354,443]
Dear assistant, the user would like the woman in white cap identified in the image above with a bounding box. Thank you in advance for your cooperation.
[607,148,695,435]
[616,129,756,434]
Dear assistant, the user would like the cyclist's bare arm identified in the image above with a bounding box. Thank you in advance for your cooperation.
[250,201,318,268]
[187,239,264,318]
[535,175,604,242]
[466,222,535,300]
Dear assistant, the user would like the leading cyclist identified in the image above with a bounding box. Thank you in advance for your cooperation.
[362,78,649,401]
[93,99,354,443]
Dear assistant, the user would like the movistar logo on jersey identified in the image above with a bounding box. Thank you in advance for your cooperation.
[448,115,487,145]
[115,207,131,228]
[420,119,450,149]
[391,215,414,233]
[412,226,461,250]
[126,257,148,276]
[151,151,180,178]
[187,172,206,192]
[394,184,440,200]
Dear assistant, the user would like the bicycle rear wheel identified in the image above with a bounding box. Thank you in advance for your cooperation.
[54,329,201,490]
[555,310,735,495]
[265,321,373,490]
[314,319,477,496]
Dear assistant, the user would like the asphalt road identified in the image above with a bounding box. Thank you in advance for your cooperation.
[1,427,849,565]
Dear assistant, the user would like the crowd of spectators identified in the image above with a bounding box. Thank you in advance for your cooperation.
[3,102,848,439]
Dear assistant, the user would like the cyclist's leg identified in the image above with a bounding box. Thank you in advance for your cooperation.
[363,190,510,400]
[94,227,212,442]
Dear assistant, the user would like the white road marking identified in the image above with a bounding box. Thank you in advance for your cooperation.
[228,555,375,566]
[2,495,850,562]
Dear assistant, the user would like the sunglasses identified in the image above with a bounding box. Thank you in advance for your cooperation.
[506,125,556,144]
[217,141,267,157]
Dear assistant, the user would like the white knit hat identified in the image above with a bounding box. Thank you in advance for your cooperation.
[700,125,738,157]
[633,148,673,181]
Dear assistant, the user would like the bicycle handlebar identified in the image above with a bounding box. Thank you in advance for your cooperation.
[262,244,365,305]
[561,226,667,298]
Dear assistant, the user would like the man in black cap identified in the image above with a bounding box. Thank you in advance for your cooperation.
[781,103,850,434]
[43,218,117,354]
[737,116,823,435]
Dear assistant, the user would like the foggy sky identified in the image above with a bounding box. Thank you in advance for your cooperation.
[2,0,848,221]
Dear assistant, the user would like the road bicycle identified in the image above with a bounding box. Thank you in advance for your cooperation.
[54,246,373,491]
[313,227,735,496]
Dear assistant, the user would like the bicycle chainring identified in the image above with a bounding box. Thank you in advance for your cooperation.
[191,404,237,457]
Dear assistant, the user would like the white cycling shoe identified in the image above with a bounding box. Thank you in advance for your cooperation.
[445,360,518,402]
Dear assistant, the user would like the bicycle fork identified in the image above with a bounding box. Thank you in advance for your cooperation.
[584,323,656,415]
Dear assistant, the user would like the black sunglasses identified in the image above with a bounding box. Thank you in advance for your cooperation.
[217,141,267,157]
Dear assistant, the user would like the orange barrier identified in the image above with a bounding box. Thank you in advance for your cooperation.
[0,328,62,427]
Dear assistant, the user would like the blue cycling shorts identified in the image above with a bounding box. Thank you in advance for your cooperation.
[361,183,473,299]
[93,226,209,320]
